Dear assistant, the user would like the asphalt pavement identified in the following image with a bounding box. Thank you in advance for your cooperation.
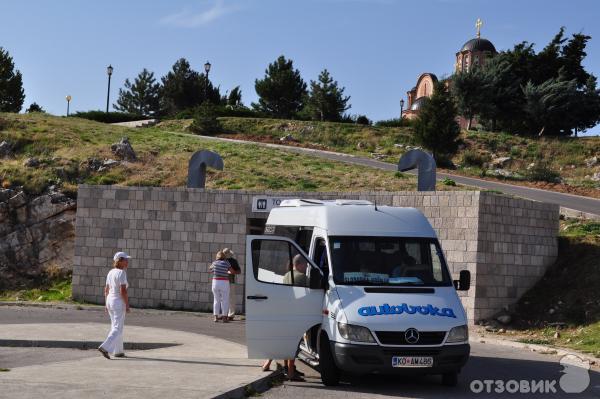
[180,132,600,216]
[2,305,599,398]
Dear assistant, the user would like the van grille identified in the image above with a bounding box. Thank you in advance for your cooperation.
[376,331,446,345]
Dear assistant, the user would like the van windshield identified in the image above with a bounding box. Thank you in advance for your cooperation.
[329,236,452,286]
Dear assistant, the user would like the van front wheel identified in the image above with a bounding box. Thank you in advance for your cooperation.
[319,334,340,386]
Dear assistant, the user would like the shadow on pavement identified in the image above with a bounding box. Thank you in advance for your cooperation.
[0,339,180,350]
[124,355,258,368]
[290,355,600,398]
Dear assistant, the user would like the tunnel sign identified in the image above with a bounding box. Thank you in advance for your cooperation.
[252,197,289,213]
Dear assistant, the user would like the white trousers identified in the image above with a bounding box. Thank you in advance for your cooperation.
[100,297,125,355]
[228,283,236,317]
[212,279,230,316]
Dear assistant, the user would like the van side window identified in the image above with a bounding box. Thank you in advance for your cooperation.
[251,239,311,288]
[272,226,313,253]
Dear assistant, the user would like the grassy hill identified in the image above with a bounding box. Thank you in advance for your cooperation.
[158,117,600,198]
[0,113,447,196]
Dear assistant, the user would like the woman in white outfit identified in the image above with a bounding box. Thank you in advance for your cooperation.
[209,251,238,323]
[98,251,131,359]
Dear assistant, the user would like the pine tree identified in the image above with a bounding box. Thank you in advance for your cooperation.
[253,55,307,118]
[451,67,486,130]
[227,86,243,107]
[0,47,25,112]
[522,77,578,136]
[306,69,351,121]
[114,69,161,117]
[413,81,460,161]
[160,58,220,115]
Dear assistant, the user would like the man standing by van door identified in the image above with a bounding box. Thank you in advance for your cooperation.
[223,248,241,321]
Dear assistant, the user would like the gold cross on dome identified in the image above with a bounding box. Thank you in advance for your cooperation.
[476,18,483,38]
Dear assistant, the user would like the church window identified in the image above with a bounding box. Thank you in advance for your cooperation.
[474,55,479,66]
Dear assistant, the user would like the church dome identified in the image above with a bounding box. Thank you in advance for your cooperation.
[460,37,496,53]
[410,97,429,111]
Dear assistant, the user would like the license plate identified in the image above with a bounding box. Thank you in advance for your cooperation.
[392,356,433,368]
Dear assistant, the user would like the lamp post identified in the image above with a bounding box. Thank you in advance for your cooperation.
[106,64,113,113]
[204,61,211,102]
[400,99,405,120]
[66,95,72,116]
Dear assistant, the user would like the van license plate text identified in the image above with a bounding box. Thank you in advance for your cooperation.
[392,356,433,368]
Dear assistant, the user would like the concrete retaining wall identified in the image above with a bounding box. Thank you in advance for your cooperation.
[72,185,559,322]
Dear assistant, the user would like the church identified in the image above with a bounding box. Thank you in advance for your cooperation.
[401,19,497,126]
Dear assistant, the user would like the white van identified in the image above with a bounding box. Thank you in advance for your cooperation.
[245,199,471,386]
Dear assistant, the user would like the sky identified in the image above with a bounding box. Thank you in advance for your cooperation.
[2,0,600,135]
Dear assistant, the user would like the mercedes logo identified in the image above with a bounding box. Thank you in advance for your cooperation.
[405,328,420,344]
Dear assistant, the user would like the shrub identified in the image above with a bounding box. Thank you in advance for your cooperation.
[442,178,456,186]
[375,118,411,128]
[525,163,561,183]
[190,103,222,135]
[174,105,267,120]
[355,115,371,125]
[69,111,143,123]
[461,150,489,168]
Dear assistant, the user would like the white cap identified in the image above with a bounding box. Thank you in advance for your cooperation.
[113,251,131,261]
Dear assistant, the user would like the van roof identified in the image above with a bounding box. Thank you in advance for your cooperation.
[267,199,436,237]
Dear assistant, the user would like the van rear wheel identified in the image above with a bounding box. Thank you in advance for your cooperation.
[441,371,458,387]
[319,334,340,386]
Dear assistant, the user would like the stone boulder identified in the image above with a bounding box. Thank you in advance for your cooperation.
[23,157,40,168]
[110,137,137,161]
[585,156,598,168]
[0,141,14,158]
[279,134,297,143]
[491,156,512,168]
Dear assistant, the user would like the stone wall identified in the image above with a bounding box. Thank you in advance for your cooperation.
[72,185,559,322]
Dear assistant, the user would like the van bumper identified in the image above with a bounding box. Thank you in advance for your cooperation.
[332,342,470,375]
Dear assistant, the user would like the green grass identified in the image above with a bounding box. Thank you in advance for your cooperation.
[0,113,444,194]
[0,279,72,302]
[157,116,600,193]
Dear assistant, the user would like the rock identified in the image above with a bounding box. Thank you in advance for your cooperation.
[279,134,297,143]
[496,314,512,325]
[566,338,571,343]
[485,325,498,333]
[592,172,600,182]
[553,331,560,339]
[394,143,404,148]
[549,308,556,315]
[103,159,119,167]
[498,328,506,334]
[82,158,103,172]
[110,137,137,161]
[585,156,598,167]
[357,142,366,150]
[0,141,14,158]
[490,169,519,178]
[23,157,40,168]
[491,156,512,168]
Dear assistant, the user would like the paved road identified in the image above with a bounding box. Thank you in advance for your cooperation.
[177,132,600,216]
[2,305,599,398]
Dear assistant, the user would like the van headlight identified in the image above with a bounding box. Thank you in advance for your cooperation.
[446,325,468,343]
[337,322,375,343]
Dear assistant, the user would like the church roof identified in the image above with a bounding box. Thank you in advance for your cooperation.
[460,37,496,53]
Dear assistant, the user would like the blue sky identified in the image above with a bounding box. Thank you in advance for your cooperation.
[3,0,600,135]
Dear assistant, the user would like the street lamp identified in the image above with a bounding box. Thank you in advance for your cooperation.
[400,99,405,120]
[106,64,113,113]
[204,61,211,102]
[66,95,72,116]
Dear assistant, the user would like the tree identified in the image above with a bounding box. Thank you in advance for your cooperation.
[114,69,161,117]
[160,58,220,115]
[253,55,307,118]
[522,77,578,136]
[451,67,487,130]
[305,69,350,122]
[25,102,44,113]
[190,102,222,135]
[0,47,25,112]
[227,86,243,107]
[413,81,460,161]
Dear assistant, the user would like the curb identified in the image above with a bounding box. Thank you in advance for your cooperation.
[211,370,283,399]
[471,335,599,367]
[0,301,224,318]
[0,339,178,351]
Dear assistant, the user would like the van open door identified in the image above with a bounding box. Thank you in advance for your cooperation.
[245,235,325,359]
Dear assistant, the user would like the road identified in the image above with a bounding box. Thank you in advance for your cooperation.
[179,132,600,216]
[2,305,599,398]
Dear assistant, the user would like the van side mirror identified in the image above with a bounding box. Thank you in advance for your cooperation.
[453,270,471,291]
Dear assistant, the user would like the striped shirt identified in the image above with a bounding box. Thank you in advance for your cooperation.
[210,260,231,278]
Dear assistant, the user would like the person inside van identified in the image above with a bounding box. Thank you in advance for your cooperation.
[283,254,308,287]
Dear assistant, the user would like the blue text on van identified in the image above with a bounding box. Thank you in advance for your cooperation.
[358,303,456,318]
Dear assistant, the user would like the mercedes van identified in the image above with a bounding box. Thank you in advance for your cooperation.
[245,199,471,386]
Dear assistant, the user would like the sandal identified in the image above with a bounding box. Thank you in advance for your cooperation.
[98,347,110,360]
[288,373,305,382]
